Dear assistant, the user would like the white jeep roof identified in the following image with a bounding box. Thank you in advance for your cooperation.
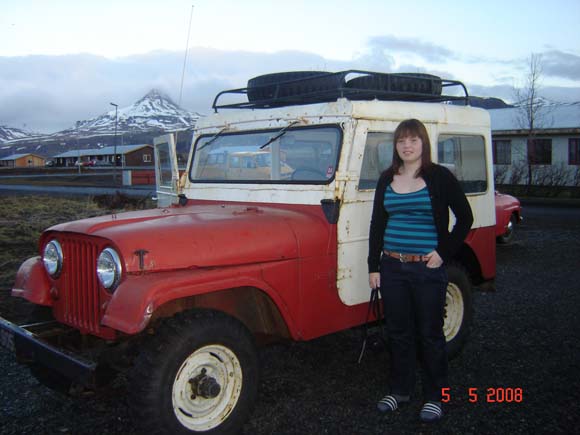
[195,98,490,132]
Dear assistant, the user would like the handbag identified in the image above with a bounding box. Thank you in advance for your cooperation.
[357,286,387,363]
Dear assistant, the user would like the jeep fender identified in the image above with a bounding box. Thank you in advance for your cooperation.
[463,226,496,282]
[11,256,52,306]
[101,261,300,338]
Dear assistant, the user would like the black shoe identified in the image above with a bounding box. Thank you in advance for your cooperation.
[419,402,443,422]
[377,394,409,412]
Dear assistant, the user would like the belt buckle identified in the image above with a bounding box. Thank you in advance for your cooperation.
[399,252,405,263]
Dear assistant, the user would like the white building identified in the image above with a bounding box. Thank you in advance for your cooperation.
[489,103,580,186]
[52,144,153,167]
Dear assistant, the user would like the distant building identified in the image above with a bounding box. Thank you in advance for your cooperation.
[490,103,580,186]
[52,144,154,167]
[0,153,45,168]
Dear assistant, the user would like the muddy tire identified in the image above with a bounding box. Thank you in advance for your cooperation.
[444,263,473,358]
[128,309,258,434]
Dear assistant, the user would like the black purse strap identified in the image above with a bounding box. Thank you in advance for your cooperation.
[357,286,386,363]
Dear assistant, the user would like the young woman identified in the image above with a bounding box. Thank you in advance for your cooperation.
[367,118,473,423]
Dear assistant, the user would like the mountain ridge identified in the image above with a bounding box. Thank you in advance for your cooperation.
[50,89,200,140]
[0,90,201,158]
[0,125,41,144]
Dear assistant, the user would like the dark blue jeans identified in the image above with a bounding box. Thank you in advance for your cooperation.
[379,255,448,402]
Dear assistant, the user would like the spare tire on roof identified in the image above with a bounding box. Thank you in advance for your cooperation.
[346,72,442,100]
[246,71,346,103]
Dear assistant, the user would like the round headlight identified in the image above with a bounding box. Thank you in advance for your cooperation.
[97,248,122,291]
[43,240,63,277]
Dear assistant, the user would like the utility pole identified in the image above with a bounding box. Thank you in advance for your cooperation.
[110,102,118,185]
[76,121,81,174]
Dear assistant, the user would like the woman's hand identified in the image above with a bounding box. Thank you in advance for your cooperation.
[424,250,443,268]
[369,272,381,289]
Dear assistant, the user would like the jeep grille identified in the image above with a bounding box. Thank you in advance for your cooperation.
[56,234,103,335]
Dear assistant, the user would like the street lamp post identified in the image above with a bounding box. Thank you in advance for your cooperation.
[76,121,81,175]
[110,102,118,185]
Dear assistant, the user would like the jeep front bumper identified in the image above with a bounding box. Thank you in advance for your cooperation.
[0,316,97,386]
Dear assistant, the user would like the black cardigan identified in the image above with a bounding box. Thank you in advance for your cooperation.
[368,164,474,273]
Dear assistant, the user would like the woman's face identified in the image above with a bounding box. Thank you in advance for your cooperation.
[396,134,423,165]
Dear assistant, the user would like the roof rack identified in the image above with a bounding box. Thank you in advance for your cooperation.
[212,70,469,112]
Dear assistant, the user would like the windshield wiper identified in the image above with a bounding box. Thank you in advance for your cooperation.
[259,120,300,149]
[197,126,229,152]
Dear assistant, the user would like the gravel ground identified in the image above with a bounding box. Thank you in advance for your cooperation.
[1,204,579,435]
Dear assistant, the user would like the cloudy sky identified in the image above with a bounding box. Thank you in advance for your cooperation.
[2,0,579,133]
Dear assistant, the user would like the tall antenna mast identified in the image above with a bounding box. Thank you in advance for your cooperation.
[173,4,194,193]
[178,4,195,106]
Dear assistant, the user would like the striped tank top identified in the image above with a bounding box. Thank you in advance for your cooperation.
[383,184,438,254]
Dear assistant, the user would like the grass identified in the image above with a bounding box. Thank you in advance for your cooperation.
[0,171,119,187]
[0,193,155,319]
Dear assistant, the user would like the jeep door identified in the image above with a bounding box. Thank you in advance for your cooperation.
[336,120,398,306]
[154,134,180,207]
[336,117,496,307]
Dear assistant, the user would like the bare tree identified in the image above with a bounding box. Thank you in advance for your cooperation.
[509,161,528,185]
[513,54,552,192]
[534,163,570,187]
[493,165,509,185]
[573,168,580,187]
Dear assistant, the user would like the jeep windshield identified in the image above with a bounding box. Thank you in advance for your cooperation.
[190,125,341,183]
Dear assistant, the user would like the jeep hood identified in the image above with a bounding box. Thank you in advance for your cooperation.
[47,203,330,273]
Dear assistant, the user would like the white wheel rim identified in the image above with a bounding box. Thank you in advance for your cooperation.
[444,282,464,342]
[172,344,243,431]
[505,219,514,237]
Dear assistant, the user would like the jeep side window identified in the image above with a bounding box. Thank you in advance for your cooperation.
[437,134,487,194]
[358,132,394,190]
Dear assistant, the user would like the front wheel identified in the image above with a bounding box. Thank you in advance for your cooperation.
[497,215,516,244]
[128,310,258,434]
[443,263,473,358]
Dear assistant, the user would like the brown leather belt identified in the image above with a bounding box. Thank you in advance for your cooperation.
[383,250,426,263]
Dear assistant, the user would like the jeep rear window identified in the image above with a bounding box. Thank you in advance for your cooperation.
[190,126,342,184]
[358,132,394,190]
[358,132,488,194]
[437,134,488,194]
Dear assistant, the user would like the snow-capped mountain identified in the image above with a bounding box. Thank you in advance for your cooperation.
[0,90,200,158]
[60,89,200,138]
[0,125,39,143]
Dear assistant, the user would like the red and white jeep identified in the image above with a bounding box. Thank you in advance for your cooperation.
[0,71,497,434]
[494,191,523,244]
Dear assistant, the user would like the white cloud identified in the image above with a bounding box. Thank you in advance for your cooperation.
[365,35,454,64]
[1,42,579,133]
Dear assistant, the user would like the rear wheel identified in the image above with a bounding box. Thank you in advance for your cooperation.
[129,309,258,434]
[444,263,473,358]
